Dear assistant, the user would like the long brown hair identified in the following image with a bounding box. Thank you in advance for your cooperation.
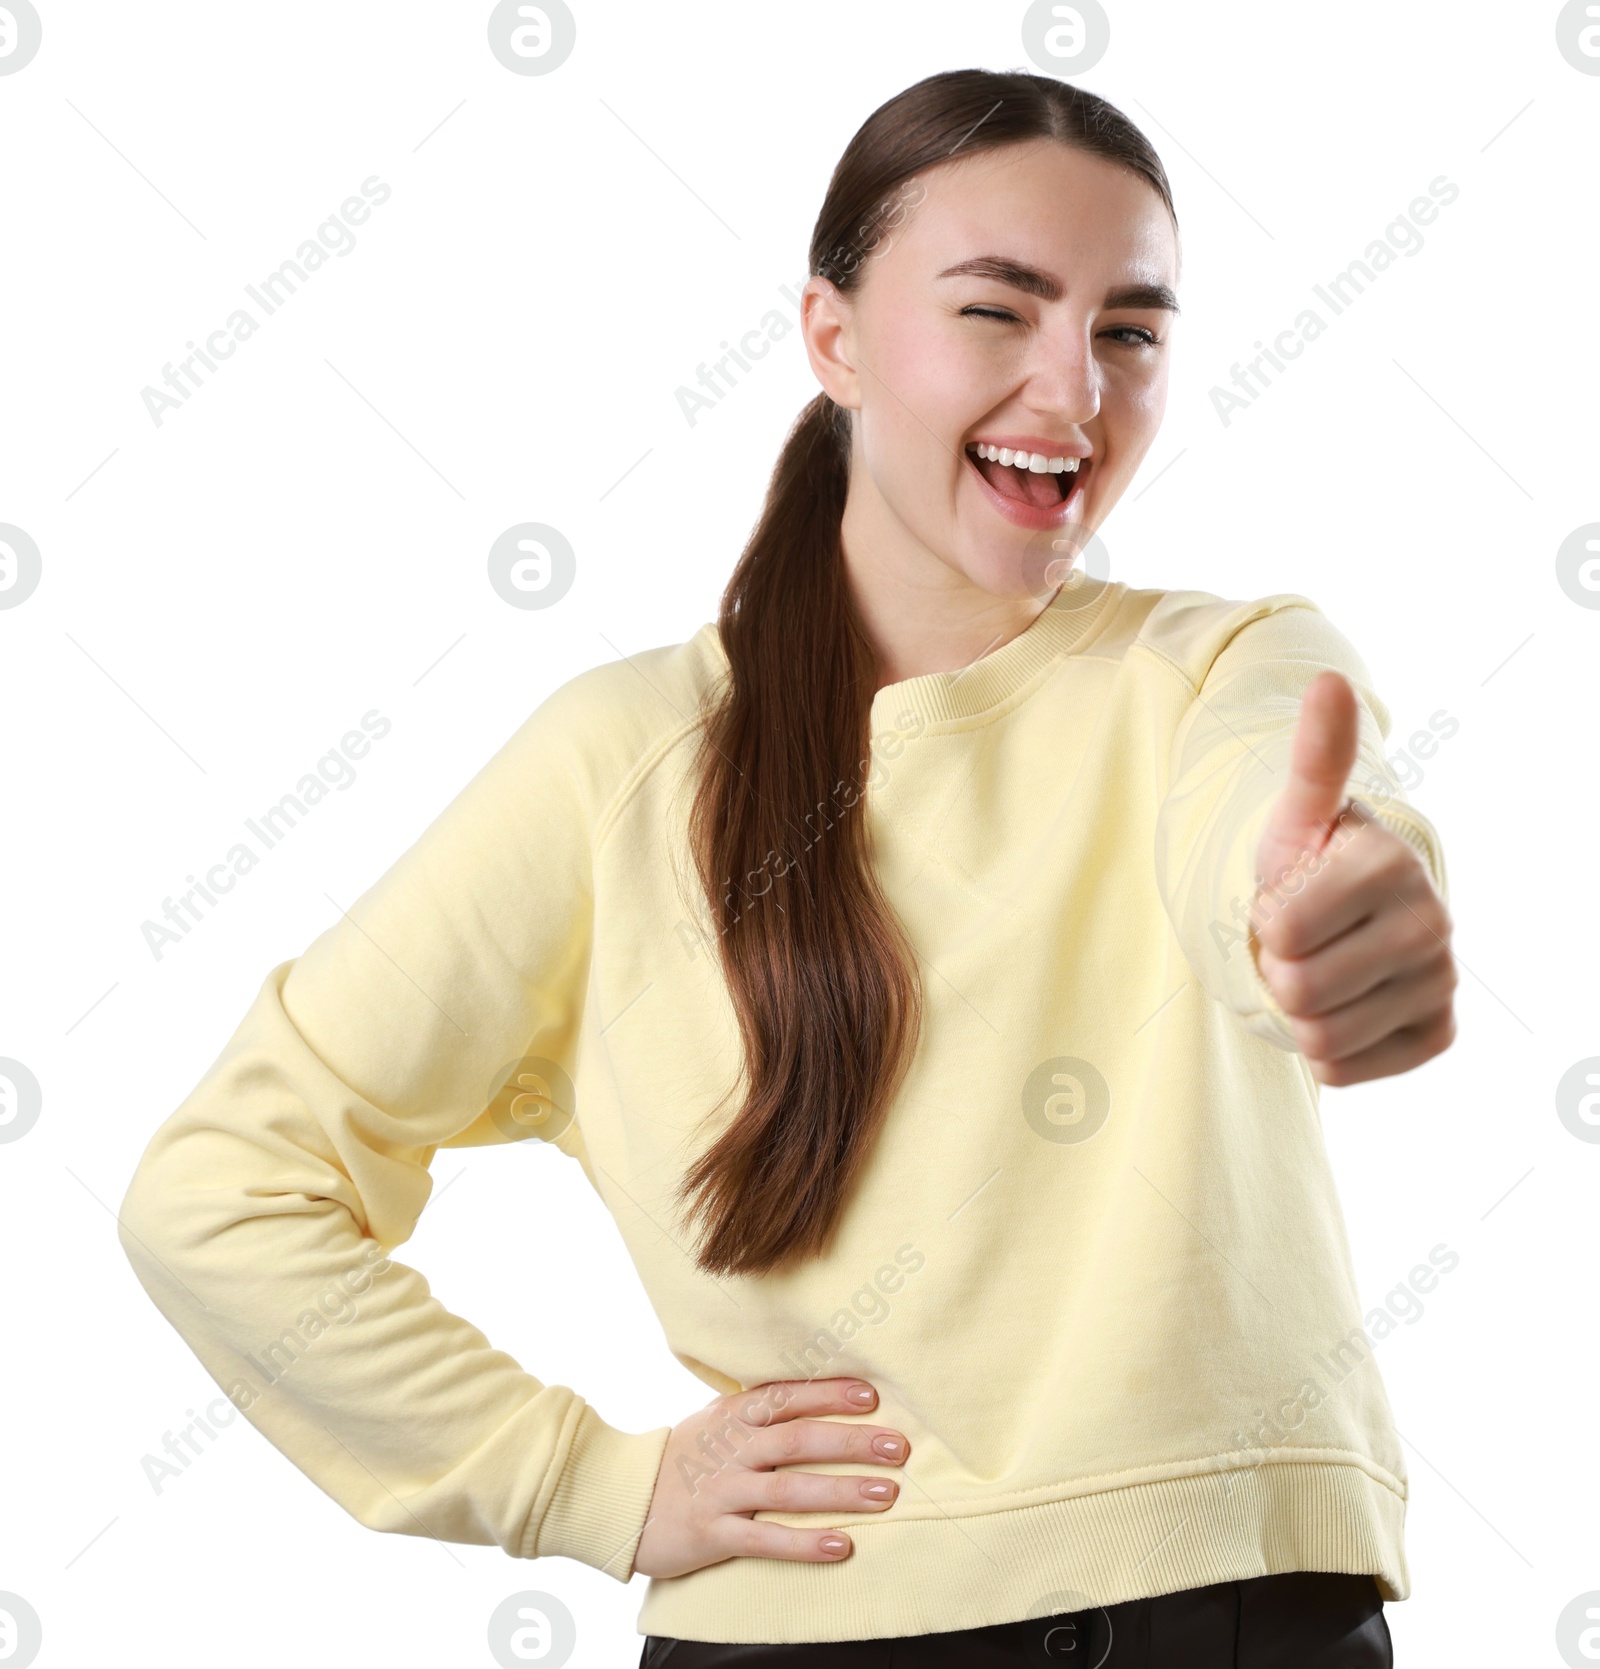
[674,68,1176,1278]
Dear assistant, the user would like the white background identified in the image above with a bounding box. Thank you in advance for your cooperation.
[2,2,1595,1664]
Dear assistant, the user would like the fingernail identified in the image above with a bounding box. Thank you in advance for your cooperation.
[860,1480,894,1500]
[820,1536,848,1554]
[846,1383,875,1406]
[872,1434,904,1460]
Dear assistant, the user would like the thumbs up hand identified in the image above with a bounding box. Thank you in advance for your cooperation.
[1251,671,1456,1086]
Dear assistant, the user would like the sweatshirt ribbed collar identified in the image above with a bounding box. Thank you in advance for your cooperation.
[867,571,1123,733]
[701,571,1123,734]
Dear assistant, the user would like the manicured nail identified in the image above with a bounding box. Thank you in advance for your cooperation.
[820,1536,848,1555]
[872,1435,904,1460]
[846,1383,875,1405]
[860,1481,894,1500]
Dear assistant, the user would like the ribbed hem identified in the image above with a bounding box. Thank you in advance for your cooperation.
[525,1404,672,1581]
[634,1459,1407,1644]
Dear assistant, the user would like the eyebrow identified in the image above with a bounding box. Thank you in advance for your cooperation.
[934,255,1180,313]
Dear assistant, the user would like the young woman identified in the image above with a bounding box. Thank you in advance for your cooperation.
[120,68,1454,1668]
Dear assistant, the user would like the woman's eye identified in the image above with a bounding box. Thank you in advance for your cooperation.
[959,308,1160,347]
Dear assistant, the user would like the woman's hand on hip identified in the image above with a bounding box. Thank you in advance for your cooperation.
[632,1377,907,1579]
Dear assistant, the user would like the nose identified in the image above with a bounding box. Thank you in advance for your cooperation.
[1022,321,1101,429]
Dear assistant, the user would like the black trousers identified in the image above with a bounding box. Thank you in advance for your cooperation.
[638,1571,1391,1667]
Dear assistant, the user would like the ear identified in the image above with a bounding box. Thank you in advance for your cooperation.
[801,276,862,412]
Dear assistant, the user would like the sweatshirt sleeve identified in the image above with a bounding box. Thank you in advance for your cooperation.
[1152,597,1450,1053]
[116,675,673,1578]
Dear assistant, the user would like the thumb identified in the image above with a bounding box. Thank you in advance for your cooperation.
[1255,670,1360,889]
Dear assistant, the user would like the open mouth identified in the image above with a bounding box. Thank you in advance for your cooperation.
[964,444,1086,511]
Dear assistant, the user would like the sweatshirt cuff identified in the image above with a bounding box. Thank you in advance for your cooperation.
[525,1403,672,1581]
[1215,781,1303,1053]
[1357,796,1450,905]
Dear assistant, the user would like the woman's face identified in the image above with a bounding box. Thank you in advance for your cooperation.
[804,138,1180,600]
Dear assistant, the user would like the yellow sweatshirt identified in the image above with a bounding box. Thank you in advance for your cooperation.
[118,573,1447,1646]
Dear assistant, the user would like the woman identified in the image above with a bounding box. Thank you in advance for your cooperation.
[119,68,1454,1667]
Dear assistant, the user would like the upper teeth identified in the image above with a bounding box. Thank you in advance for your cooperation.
[971,445,1081,473]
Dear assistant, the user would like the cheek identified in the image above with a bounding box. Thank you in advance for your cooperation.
[1088,361,1168,499]
[1141,362,1171,423]
[872,317,972,412]
[1103,358,1169,445]
[863,321,984,462]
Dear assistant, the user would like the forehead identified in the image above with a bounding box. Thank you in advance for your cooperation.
[891,140,1177,282]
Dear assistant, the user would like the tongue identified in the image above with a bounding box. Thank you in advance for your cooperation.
[974,453,1060,507]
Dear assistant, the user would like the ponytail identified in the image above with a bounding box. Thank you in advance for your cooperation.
[674,69,1175,1277]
